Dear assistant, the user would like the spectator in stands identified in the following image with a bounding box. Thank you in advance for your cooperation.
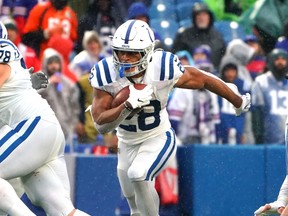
[70,30,104,79]
[112,0,152,26]
[168,60,220,145]
[0,0,12,18]
[251,48,288,145]
[192,45,216,74]
[244,34,266,80]
[38,48,80,144]
[12,0,45,36]
[48,33,78,83]
[127,2,168,50]
[217,62,246,144]
[22,0,78,60]
[172,2,226,69]
[192,45,212,62]
[2,17,41,71]
[220,39,255,144]
[127,2,160,40]
[76,0,118,56]
[221,39,255,91]
[70,31,104,144]
[103,130,118,154]
[175,50,194,66]
[275,21,288,54]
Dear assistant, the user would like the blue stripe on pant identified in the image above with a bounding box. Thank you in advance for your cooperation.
[145,129,176,181]
[0,116,41,163]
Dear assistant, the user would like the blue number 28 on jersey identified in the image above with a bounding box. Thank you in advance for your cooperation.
[119,100,161,132]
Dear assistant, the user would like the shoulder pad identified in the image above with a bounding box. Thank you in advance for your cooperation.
[0,39,22,63]
[151,50,182,81]
[89,57,117,88]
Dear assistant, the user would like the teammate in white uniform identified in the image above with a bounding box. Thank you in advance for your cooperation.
[0,22,89,216]
[90,19,251,216]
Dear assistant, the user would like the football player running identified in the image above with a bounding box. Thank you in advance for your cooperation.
[90,19,251,216]
[0,22,89,215]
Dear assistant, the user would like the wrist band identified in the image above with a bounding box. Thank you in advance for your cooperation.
[124,101,133,111]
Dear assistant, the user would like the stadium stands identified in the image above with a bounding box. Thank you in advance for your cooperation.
[176,0,202,5]
[179,18,192,28]
[176,2,194,22]
[150,18,180,48]
[148,1,177,20]
[214,20,246,44]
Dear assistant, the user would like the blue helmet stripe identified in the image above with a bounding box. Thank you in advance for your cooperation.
[95,64,103,87]
[102,59,112,84]
[169,53,175,80]
[124,20,137,44]
[146,28,154,42]
[160,51,166,80]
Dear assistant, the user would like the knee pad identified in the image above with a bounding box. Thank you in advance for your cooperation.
[127,165,146,181]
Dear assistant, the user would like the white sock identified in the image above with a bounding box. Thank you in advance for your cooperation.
[117,169,140,215]
[126,194,140,215]
[133,181,159,216]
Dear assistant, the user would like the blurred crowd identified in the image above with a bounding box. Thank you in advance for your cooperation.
[0,0,288,155]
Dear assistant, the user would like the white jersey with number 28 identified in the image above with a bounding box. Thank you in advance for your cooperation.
[89,50,184,145]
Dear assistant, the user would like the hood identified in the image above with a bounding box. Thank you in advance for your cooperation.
[225,39,255,65]
[42,48,64,75]
[192,2,214,29]
[175,50,194,65]
[82,30,101,50]
[219,57,239,80]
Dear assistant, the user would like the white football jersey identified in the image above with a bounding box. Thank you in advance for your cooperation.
[0,39,54,128]
[90,50,184,145]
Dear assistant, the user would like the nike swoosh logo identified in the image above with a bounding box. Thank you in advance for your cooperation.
[0,44,8,48]
[244,103,250,109]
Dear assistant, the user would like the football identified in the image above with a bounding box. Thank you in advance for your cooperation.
[111,83,147,108]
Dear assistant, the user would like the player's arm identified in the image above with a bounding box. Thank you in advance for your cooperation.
[0,63,11,88]
[175,66,250,116]
[91,88,132,134]
[91,84,153,134]
[254,175,288,215]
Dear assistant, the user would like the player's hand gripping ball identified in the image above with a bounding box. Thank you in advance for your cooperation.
[111,83,149,117]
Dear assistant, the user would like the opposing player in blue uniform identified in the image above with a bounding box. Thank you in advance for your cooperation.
[90,19,251,216]
[0,22,89,216]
